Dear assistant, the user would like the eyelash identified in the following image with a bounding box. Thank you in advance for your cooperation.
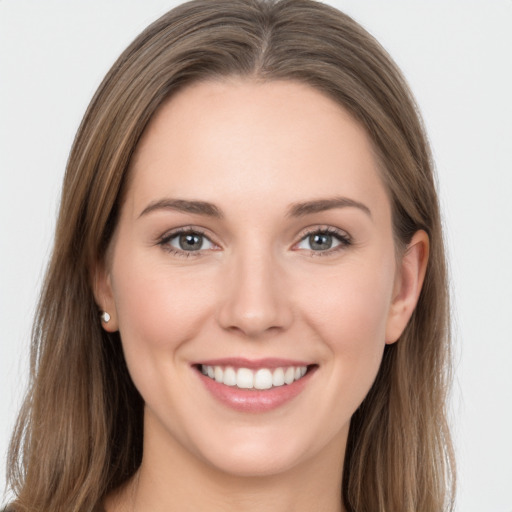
[157,226,352,257]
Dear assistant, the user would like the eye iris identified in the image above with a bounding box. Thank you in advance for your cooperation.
[179,233,203,251]
[309,233,332,250]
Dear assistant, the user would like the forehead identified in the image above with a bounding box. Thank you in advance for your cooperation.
[126,79,389,218]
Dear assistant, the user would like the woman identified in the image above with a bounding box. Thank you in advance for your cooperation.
[5,1,455,511]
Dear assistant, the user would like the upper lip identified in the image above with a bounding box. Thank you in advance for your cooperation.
[193,357,313,370]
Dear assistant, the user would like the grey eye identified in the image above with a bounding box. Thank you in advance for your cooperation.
[296,230,347,252]
[169,232,214,252]
[308,233,336,251]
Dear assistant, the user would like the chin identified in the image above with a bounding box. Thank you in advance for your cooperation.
[180,416,348,480]
[198,438,313,478]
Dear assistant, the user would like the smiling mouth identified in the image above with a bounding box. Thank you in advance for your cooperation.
[197,364,314,390]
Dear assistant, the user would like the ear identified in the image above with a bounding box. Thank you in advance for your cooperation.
[385,230,429,344]
[92,260,119,332]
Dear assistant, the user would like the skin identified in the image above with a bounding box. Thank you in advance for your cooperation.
[95,79,428,512]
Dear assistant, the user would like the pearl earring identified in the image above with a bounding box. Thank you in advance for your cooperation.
[101,311,111,323]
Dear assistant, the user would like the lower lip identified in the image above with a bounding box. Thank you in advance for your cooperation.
[196,368,315,413]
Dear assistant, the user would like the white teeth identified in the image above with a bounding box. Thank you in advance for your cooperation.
[223,366,237,386]
[272,367,285,387]
[284,367,295,385]
[254,369,273,390]
[236,368,254,389]
[214,366,223,383]
[200,364,308,389]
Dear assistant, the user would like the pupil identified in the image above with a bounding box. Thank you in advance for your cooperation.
[310,233,332,251]
[179,233,202,251]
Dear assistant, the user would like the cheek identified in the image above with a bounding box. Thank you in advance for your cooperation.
[110,253,216,364]
[307,259,394,340]
[301,257,395,388]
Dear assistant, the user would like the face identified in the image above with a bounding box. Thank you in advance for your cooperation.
[97,80,425,479]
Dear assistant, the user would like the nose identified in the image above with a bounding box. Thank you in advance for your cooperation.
[216,248,293,338]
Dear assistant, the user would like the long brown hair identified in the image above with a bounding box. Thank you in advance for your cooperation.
[7,1,455,510]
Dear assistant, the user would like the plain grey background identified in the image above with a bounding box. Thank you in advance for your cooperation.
[1,1,511,510]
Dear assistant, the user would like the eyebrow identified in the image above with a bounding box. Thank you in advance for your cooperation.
[138,199,223,219]
[287,197,372,218]
[138,196,371,220]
